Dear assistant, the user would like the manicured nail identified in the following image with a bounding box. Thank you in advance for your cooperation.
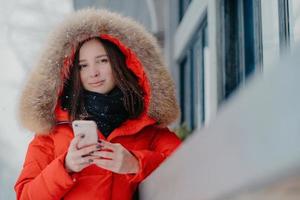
[89,151,95,155]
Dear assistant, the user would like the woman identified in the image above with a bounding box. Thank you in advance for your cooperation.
[15,9,181,200]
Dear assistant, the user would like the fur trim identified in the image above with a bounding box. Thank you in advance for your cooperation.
[19,8,179,133]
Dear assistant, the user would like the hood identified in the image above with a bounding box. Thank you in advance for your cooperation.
[19,8,179,133]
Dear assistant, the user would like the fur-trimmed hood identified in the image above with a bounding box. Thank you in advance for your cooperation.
[19,8,179,134]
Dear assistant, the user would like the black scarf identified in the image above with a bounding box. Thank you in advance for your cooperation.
[83,87,129,138]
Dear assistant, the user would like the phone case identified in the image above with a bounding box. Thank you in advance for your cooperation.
[72,120,98,148]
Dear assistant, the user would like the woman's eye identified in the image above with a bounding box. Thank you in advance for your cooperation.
[96,59,108,64]
[101,58,108,63]
[79,64,87,69]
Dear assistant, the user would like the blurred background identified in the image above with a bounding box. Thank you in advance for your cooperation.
[1,0,300,199]
[0,0,73,199]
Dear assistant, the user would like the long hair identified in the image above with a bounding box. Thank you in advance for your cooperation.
[61,37,144,121]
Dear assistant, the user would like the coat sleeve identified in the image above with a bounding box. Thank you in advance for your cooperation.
[14,135,76,200]
[126,127,181,183]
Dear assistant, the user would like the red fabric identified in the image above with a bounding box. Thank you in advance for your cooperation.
[15,35,182,199]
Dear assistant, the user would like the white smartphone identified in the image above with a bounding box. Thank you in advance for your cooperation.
[72,120,98,149]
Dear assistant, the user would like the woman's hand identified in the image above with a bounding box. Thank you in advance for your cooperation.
[91,140,140,174]
[65,135,101,173]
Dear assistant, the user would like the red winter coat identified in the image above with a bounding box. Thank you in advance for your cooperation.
[15,107,181,200]
[15,9,181,200]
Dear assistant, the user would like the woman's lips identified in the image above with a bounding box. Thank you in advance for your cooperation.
[89,80,105,87]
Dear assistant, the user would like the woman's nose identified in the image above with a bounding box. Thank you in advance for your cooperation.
[90,67,100,77]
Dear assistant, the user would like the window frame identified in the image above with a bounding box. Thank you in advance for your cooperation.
[178,17,208,132]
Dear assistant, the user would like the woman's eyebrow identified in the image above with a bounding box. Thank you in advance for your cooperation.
[79,55,107,63]
[95,55,107,59]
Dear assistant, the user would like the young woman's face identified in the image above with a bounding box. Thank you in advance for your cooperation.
[79,39,116,94]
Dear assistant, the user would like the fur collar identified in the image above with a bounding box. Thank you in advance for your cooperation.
[19,9,179,134]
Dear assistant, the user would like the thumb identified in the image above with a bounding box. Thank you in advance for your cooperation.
[69,134,84,151]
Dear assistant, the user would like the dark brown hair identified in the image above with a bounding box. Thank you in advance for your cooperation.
[61,37,144,121]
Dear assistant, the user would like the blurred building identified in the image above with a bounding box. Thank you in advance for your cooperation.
[165,0,300,132]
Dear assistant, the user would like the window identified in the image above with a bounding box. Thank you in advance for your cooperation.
[179,18,208,132]
[278,0,291,52]
[218,0,263,101]
[193,22,207,127]
[260,0,300,69]
[179,51,193,130]
[283,0,300,50]
[179,57,187,126]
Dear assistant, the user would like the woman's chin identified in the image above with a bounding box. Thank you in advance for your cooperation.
[85,84,116,94]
